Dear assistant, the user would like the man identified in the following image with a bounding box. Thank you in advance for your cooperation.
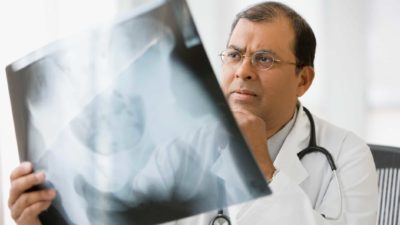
[8,1,378,225]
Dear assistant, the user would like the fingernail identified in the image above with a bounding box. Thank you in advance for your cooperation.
[47,189,56,198]
[35,172,45,180]
[21,162,32,170]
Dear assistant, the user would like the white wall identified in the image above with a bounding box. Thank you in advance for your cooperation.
[0,1,49,224]
[365,0,400,146]
[190,0,400,146]
[1,0,400,224]
[0,1,118,224]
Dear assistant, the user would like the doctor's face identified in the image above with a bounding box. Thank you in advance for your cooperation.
[221,17,305,131]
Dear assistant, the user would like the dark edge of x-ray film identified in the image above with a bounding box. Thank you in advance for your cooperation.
[6,0,271,224]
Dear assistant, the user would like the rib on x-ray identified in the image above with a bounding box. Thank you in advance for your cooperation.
[6,0,271,224]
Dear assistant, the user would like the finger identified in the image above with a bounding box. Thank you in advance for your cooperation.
[16,200,52,225]
[10,162,33,182]
[11,189,56,220]
[9,172,46,208]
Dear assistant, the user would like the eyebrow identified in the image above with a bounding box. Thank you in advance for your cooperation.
[227,45,245,52]
[227,45,279,57]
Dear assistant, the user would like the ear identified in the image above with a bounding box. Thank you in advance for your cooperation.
[296,66,315,97]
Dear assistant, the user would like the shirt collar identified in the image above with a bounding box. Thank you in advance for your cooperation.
[267,106,298,162]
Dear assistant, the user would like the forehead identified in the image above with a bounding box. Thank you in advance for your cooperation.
[228,17,295,57]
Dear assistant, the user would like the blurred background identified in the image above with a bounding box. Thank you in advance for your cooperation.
[0,0,399,224]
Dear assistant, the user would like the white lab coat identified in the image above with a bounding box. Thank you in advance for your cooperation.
[159,105,378,225]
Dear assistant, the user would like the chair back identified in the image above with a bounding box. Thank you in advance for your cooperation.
[369,144,400,225]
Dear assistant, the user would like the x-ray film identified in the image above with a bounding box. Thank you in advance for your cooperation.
[6,0,271,224]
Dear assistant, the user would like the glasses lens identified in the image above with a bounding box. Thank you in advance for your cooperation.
[253,52,274,69]
[221,49,241,64]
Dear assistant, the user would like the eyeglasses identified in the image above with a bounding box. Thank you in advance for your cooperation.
[219,49,299,70]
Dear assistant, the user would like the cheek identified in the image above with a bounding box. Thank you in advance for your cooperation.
[259,74,297,98]
[259,76,280,93]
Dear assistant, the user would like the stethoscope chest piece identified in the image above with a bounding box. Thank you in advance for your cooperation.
[210,212,231,225]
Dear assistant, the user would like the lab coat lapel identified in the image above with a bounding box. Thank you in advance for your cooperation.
[228,106,312,224]
[274,105,310,185]
[209,105,311,224]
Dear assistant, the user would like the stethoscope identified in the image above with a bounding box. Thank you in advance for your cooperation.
[210,107,343,225]
[210,178,232,225]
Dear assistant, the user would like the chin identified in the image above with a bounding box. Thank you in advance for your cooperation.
[229,101,260,114]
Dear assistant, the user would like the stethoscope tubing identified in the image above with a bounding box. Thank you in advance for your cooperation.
[298,107,342,220]
[211,107,343,224]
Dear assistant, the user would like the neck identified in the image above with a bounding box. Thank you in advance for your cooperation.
[264,106,297,139]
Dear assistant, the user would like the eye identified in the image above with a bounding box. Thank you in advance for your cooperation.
[226,50,241,60]
[254,53,274,63]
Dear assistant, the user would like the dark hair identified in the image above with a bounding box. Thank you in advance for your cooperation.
[230,1,316,69]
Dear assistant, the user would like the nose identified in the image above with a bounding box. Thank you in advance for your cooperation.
[234,57,256,80]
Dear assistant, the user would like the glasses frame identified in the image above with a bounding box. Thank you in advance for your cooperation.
[219,49,299,71]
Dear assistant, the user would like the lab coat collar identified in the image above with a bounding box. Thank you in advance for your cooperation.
[273,104,310,185]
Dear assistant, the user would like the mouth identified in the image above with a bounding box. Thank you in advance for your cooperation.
[229,89,258,102]
[233,89,257,96]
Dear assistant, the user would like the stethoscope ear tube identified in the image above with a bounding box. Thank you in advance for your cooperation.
[298,107,337,171]
[298,146,337,171]
[297,107,342,221]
